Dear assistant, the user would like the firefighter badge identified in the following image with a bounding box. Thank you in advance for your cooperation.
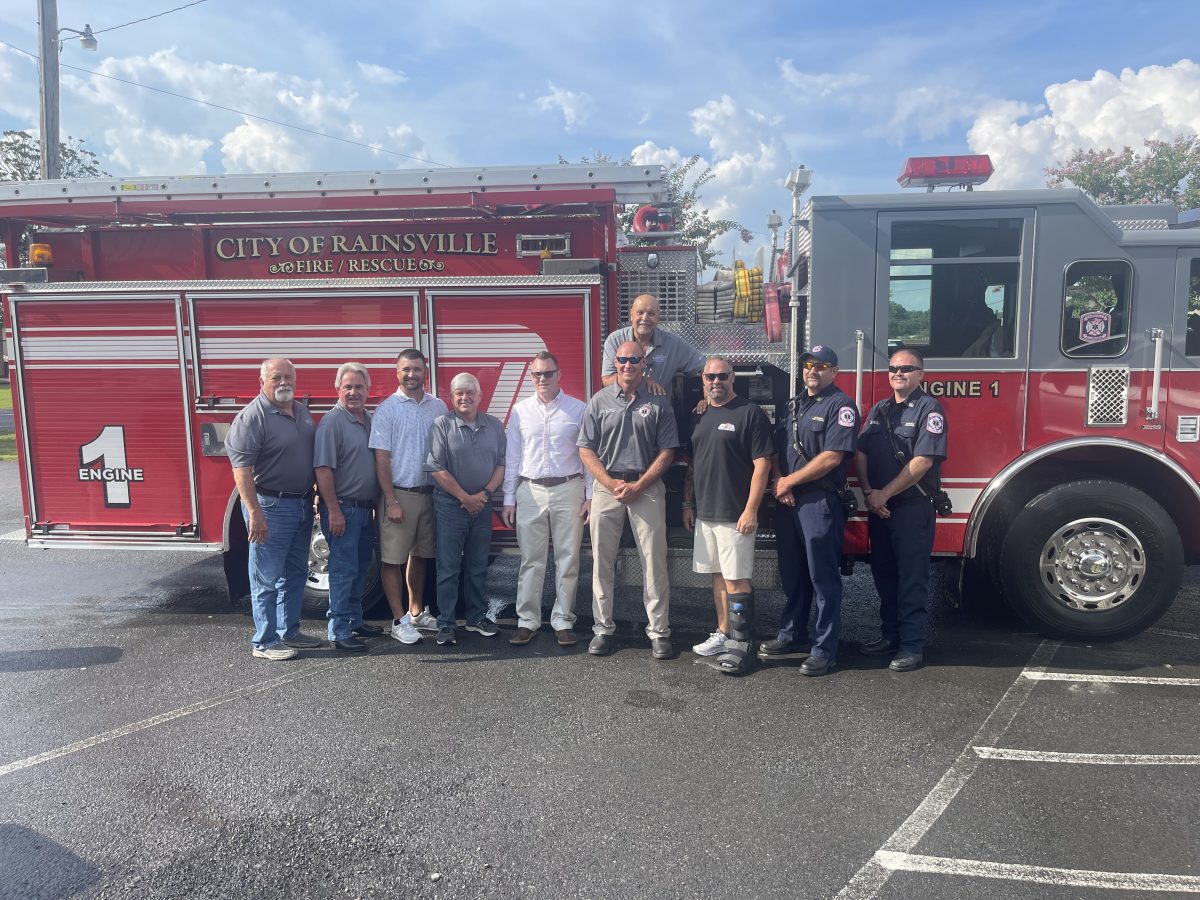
[1079,310,1112,343]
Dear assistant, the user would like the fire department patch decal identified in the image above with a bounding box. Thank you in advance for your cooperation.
[837,406,856,427]
[1079,310,1112,343]
[638,404,653,418]
[926,412,945,435]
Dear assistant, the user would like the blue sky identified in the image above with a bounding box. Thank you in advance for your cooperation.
[2,0,1197,263]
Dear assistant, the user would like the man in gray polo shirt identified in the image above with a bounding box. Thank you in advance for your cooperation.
[226,358,323,660]
[601,293,704,402]
[314,362,381,654]
[426,372,506,647]
[579,340,680,659]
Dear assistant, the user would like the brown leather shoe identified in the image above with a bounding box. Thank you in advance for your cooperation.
[509,627,536,645]
[555,629,578,647]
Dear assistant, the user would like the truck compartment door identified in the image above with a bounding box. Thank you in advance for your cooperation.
[11,294,199,542]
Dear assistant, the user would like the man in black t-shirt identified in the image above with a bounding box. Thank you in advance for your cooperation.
[682,356,774,674]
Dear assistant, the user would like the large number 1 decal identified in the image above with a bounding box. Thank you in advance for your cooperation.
[78,426,145,508]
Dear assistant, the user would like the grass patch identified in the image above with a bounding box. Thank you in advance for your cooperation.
[0,431,15,461]
[0,384,10,411]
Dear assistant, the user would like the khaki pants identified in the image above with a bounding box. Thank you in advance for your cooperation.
[515,478,585,631]
[589,479,670,639]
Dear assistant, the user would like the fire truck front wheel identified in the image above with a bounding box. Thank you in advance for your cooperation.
[998,480,1183,641]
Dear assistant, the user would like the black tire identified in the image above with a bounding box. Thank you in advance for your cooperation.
[998,480,1182,641]
[302,520,385,618]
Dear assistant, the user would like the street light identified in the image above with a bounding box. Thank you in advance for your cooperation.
[37,0,98,180]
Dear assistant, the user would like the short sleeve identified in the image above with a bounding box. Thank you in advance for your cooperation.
[312,416,339,470]
[224,407,262,469]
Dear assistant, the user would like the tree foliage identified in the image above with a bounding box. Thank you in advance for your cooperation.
[0,130,106,181]
[1045,135,1200,211]
[560,151,749,269]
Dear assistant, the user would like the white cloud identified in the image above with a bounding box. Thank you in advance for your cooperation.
[101,126,211,175]
[357,62,407,85]
[778,60,869,100]
[630,141,684,168]
[967,59,1200,189]
[879,85,988,143]
[533,83,594,131]
[221,121,307,172]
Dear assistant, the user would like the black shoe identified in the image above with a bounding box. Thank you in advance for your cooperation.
[651,638,675,660]
[353,623,384,637]
[758,638,811,658]
[861,638,900,656]
[889,652,923,672]
[436,627,457,646]
[333,637,368,653]
[281,632,323,649]
[800,655,833,677]
[465,618,499,637]
[588,634,614,656]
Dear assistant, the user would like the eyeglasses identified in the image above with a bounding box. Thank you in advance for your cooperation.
[802,361,832,371]
[615,356,643,365]
[703,371,731,382]
[888,364,923,374]
[531,370,558,380]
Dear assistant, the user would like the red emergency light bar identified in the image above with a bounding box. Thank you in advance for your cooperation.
[898,155,994,189]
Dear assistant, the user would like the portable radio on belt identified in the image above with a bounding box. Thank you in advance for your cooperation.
[881,403,953,516]
[788,398,858,518]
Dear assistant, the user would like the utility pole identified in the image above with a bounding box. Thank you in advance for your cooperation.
[37,0,61,180]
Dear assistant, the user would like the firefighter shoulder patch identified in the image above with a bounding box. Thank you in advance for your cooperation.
[837,406,856,427]
[926,412,945,434]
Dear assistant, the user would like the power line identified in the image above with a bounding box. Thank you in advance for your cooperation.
[92,1,212,36]
[0,39,448,167]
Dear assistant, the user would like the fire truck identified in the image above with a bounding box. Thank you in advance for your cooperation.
[2,158,1198,642]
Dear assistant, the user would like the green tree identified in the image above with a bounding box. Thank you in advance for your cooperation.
[0,130,107,181]
[560,151,748,269]
[1045,135,1200,211]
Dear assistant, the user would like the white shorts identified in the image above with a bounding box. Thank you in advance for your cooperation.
[692,519,756,580]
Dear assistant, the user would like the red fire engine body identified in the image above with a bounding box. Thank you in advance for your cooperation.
[2,159,1198,642]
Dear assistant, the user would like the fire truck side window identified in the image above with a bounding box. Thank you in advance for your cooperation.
[888,218,1021,358]
[1060,260,1133,357]
[1187,259,1200,357]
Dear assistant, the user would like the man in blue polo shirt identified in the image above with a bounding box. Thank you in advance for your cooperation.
[226,358,323,660]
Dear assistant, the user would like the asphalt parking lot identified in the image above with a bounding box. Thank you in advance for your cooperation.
[1,458,1198,900]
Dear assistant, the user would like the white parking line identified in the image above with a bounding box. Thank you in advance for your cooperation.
[876,851,1200,892]
[0,661,336,779]
[834,640,1061,900]
[0,527,26,542]
[1023,671,1200,686]
[974,747,1200,765]
[1149,628,1199,641]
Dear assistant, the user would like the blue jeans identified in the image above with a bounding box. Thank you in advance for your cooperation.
[319,502,374,641]
[244,494,313,649]
[433,491,492,629]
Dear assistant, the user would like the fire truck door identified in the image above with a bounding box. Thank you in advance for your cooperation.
[1165,252,1200,476]
[11,294,199,539]
[425,285,597,424]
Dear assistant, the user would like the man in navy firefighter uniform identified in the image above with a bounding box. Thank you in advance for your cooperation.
[856,348,948,673]
[761,345,859,677]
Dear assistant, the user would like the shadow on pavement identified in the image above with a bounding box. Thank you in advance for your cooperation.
[0,645,123,673]
[0,823,100,899]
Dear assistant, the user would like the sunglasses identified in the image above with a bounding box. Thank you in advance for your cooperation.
[531,369,558,379]
[802,361,832,371]
[888,364,923,374]
[615,356,643,365]
[703,372,731,382]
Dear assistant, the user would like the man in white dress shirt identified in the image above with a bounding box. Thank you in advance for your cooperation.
[501,351,592,647]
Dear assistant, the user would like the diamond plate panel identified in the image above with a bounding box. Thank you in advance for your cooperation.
[1087,366,1129,426]
[616,247,699,323]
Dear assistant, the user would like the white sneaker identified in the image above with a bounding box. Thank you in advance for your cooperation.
[692,631,728,657]
[406,610,439,633]
[391,619,422,644]
[253,644,298,661]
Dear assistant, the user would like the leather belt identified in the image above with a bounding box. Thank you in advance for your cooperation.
[606,471,644,482]
[330,498,376,509]
[393,484,434,494]
[520,474,583,487]
[258,488,312,499]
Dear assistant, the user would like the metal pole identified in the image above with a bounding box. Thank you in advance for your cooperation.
[37,0,61,180]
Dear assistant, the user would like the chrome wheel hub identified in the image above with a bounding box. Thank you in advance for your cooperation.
[307,524,330,592]
[1038,517,1146,611]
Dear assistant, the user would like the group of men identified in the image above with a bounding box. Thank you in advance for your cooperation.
[226,292,948,675]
